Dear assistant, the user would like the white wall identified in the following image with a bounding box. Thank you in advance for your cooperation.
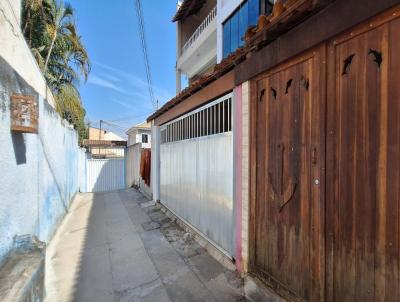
[104,131,126,141]
[0,0,55,107]
[0,0,85,263]
[127,129,151,149]
[126,144,142,188]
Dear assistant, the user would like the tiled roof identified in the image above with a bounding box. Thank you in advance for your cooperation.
[82,140,127,147]
[172,0,207,22]
[147,47,246,122]
[149,0,330,122]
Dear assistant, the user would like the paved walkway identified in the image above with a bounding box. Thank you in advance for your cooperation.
[45,189,245,302]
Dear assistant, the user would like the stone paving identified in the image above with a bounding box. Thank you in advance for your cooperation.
[45,188,246,302]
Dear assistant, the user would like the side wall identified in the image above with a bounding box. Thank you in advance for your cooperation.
[0,2,85,263]
[126,144,142,188]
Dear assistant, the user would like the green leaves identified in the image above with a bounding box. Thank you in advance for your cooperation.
[22,0,90,143]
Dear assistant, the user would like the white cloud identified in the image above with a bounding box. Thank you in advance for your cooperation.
[92,61,174,107]
[88,74,126,94]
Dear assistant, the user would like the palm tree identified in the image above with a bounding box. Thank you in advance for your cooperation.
[22,0,44,45]
[55,83,87,142]
[42,0,74,76]
[45,26,90,91]
[21,0,91,142]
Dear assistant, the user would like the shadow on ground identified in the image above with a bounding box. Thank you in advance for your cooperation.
[45,188,246,302]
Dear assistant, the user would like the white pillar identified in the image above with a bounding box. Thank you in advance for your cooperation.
[151,121,160,202]
[176,68,181,93]
[176,20,182,93]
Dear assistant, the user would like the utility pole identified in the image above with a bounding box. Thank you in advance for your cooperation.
[98,120,103,156]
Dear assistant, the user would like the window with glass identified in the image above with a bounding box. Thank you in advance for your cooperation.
[142,134,148,143]
[223,0,274,58]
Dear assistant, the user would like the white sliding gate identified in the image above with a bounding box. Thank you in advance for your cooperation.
[86,158,125,193]
[159,93,235,256]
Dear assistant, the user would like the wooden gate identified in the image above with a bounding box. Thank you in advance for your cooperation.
[250,8,400,302]
[250,47,325,301]
[325,16,400,302]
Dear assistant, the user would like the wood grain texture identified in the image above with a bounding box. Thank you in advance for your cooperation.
[251,49,324,301]
[235,0,400,85]
[326,16,400,302]
[250,7,400,302]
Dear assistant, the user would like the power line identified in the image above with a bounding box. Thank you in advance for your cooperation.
[134,0,157,110]
[108,112,152,122]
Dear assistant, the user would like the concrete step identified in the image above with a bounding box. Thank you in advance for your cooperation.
[0,236,45,302]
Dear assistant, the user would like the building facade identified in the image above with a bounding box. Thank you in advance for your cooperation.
[151,0,400,301]
[126,122,151,149]
[175,0,273,92]
[87,127,126,158]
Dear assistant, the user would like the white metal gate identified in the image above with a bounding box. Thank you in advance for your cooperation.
[159,93,235,256]
[86,158,125,192]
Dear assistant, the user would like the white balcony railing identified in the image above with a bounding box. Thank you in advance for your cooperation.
[181,6,217,55]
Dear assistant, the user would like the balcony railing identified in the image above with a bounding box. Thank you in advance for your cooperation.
[181,6,217,55]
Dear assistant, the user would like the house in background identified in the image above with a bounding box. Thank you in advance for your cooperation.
[85,127,127,158]
[175,0,217,92]
[126,122,151,149]
[88,126,126,142]
[174,0,274,92]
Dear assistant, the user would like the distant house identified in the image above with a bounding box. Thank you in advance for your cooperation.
[126,122,151,149]
[86,127,127,158]
[88,127,126,142]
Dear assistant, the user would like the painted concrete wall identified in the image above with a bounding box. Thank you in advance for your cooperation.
[0,56,86,263]
[0,2,85,264]
[0,0,55,107]
[126,144,142,188]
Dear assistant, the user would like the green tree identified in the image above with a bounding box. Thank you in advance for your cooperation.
[21,0,90,143]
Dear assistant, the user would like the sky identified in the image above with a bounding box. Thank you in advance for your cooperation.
[68,0,179,137]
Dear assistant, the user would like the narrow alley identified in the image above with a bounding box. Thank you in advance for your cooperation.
[44,189,245,302]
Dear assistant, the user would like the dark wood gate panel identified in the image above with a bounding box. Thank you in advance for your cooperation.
[326,17,400,302]
[250,48,325,301]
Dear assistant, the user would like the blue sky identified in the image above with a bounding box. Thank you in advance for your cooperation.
[68,0,178,136]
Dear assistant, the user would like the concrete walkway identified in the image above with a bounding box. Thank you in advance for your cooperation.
[45,189,245,302]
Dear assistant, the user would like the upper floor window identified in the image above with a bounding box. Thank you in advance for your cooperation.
[142,134,148,143]
[223,0,273,58]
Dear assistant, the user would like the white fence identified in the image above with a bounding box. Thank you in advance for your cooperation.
[86,158,125,193]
